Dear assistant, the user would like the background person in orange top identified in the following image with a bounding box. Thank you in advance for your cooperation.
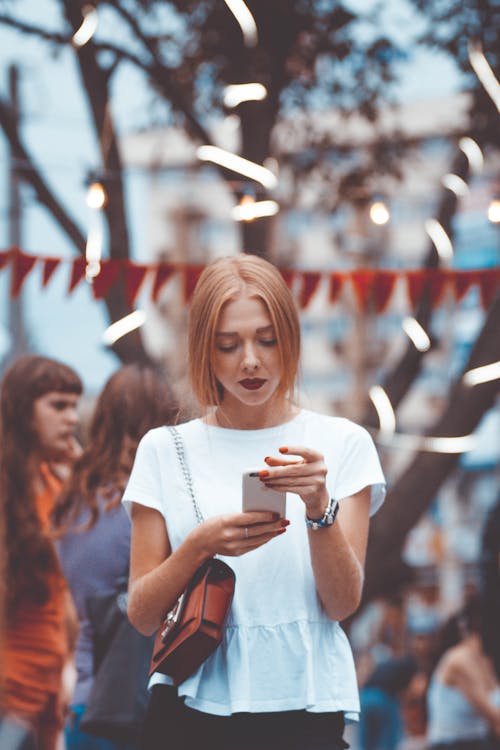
[0,355,82,750]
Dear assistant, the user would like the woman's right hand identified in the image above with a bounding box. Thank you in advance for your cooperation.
[191,511,288,558]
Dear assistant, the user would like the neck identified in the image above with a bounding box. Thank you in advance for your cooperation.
[213,399,299,430]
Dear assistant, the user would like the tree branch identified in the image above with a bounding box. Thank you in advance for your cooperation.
[364,288,500,602]
[104,0,214,145]
[0,96,86,252]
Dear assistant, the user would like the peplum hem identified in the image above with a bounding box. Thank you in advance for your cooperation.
[150,619,360,718]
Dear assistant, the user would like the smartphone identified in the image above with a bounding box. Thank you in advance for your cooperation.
[242,468,286,518]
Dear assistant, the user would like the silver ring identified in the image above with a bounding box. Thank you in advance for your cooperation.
[245,527,249,539]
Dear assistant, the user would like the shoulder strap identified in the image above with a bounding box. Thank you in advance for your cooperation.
[168,426,204,525]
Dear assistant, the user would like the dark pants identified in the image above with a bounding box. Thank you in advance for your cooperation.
[139,685,348,750]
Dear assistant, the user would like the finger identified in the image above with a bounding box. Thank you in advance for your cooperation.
[238,511,281,525]
[263,483,319,495]
[279,445,324,462]
[264,455,304,467]
[260,463,322,481]
[244,519,289,538]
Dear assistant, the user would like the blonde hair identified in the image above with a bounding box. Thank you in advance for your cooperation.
[188,255,300,408]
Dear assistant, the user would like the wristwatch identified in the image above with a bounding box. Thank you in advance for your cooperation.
[305,497,340,531]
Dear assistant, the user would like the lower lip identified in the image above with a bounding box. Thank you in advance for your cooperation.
[240,380,266,390]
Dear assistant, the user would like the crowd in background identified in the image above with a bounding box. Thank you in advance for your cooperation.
[0,352,499,750]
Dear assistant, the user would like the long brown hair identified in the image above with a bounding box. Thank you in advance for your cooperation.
[53,364,177,533]
[0,355,83,621]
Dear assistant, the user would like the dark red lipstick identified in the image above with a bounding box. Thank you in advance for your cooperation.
[240,378,266,390]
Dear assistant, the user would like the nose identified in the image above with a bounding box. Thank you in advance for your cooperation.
[66,407,79,428]
[241,341,259,372]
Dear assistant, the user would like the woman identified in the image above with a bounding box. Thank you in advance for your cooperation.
[0,355,82,750]
[53,364,177,750]
[123,254,386,750]
[426,596,500,750]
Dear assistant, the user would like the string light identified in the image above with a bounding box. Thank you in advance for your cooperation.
[369,385,396,437]
[374,432,476,454]
[425,218,454,263]
[86,182,106,209]
[463,361,500,387]
[369,201,390,225]
[197,145,278,189]
[72,5,98,48]
[402,317,431,352]
[85,182,106,280]
[224,83,267,108]
[232,197,279,221]
[85,219,102,281]
[468,40,500,114]
[487,200,500,223]
[102,310,147,346]
[459,137,484,174]
[223,0,258,47]
[442,174,469,197]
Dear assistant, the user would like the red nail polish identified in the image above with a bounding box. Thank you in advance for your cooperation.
[280,519,290,527]
[279,446,288,453]
[277,528,286,535]
[264,456,271,463]
[258,469,269,478]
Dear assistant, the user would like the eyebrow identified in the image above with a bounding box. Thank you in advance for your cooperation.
[215,325,275,337]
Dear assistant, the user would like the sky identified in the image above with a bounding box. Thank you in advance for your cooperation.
[0,0,467,393]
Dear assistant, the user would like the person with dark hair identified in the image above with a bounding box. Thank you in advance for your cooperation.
[426,595,500,750]
[53,364,177,750]
[0,355,83,750]
[358,655,418,750]
[123,254,386,750]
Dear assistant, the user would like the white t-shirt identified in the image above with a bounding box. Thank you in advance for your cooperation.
[123,409,386,718]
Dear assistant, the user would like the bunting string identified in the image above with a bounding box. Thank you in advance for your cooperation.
[1,247,499,311]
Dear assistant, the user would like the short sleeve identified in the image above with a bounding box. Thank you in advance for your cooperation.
[122,430,164,517]
[334,424,386,516]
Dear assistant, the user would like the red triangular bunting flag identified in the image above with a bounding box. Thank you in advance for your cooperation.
[329,273,344,304]
[125,263,149,306]
[68,258,86,293]
[91,260,121,299]
[152,264,175,302]
[477,268,500,309]
[183,265,204,303]
[299,271,322,309]
[373,271,397,313]
[42,257,61,287]
[351,270,376,313]
[279,269,295,289]
[429,269,448,308]
[11,251,37,297]
[452,270,476,302]
[406,270,430,310]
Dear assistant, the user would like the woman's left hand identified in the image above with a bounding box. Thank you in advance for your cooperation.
[261,446,329,518]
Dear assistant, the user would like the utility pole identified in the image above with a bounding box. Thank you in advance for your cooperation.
[6,63,29,365]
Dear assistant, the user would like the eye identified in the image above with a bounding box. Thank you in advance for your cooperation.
[259,338,277,347]
[216,343,238,353]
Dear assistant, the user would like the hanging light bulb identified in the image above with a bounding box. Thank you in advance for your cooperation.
[487,199,500,223]
[86,182,107,209]
[369,201,390,225]
[232,196,279,222]
[72,5,98,47]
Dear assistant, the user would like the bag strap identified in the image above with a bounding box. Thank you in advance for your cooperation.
[168,426,204,525]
